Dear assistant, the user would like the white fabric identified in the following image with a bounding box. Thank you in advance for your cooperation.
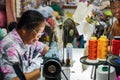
[73,2,96,24]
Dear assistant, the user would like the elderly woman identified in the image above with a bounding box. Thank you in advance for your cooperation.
[0,10,49,80]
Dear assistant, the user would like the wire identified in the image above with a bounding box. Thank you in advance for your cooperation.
[61,70,69,80]
[108,1,114,54]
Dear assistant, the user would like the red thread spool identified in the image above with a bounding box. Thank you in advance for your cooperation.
[88,37,97,60]
[112,39,120,56]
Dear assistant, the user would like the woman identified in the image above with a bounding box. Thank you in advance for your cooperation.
[109,0,120,76]
[0,10,49,80]
[110,0,120,39]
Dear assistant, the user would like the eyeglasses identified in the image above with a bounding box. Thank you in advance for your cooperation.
[32,28,44,36]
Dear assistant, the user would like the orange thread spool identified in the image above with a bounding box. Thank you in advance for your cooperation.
[97,36,108,61]
[88,37,97,60]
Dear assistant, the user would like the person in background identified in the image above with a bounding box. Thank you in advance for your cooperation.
[0,10,49,80]
[110,0,120,39]
[109,0,120,76]
[0,3,7,40]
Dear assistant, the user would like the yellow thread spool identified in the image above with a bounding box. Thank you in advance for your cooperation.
[97,36,108,61]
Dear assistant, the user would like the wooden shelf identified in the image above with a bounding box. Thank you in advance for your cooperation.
[63,5,77,9]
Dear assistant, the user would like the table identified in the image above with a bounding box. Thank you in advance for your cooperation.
[80,56,106,80]
[69,48,84,80]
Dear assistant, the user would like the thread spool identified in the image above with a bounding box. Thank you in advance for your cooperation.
[97,35,108,61]
[112,36,120,56]
[66,43,73,66]
[86,36,98,63]
[96,65,117,80]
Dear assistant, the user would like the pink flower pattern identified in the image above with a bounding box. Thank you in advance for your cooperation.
[13,29,22,43]
[12,43,17,48]
[1,66,12,74]
[7,48,16,57]
[0,41,2,51]
[36,41,41,49]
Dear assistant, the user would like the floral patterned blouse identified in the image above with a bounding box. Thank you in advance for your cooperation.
[0,29,46,80]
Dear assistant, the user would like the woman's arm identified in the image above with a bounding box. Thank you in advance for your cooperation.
[12,69,40,80]
[41,45,49,56]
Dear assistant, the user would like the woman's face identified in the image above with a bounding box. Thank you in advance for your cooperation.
[111,1,120,20]
[24,21,45,45]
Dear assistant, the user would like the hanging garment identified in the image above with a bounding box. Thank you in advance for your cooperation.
[6,0,17,26]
